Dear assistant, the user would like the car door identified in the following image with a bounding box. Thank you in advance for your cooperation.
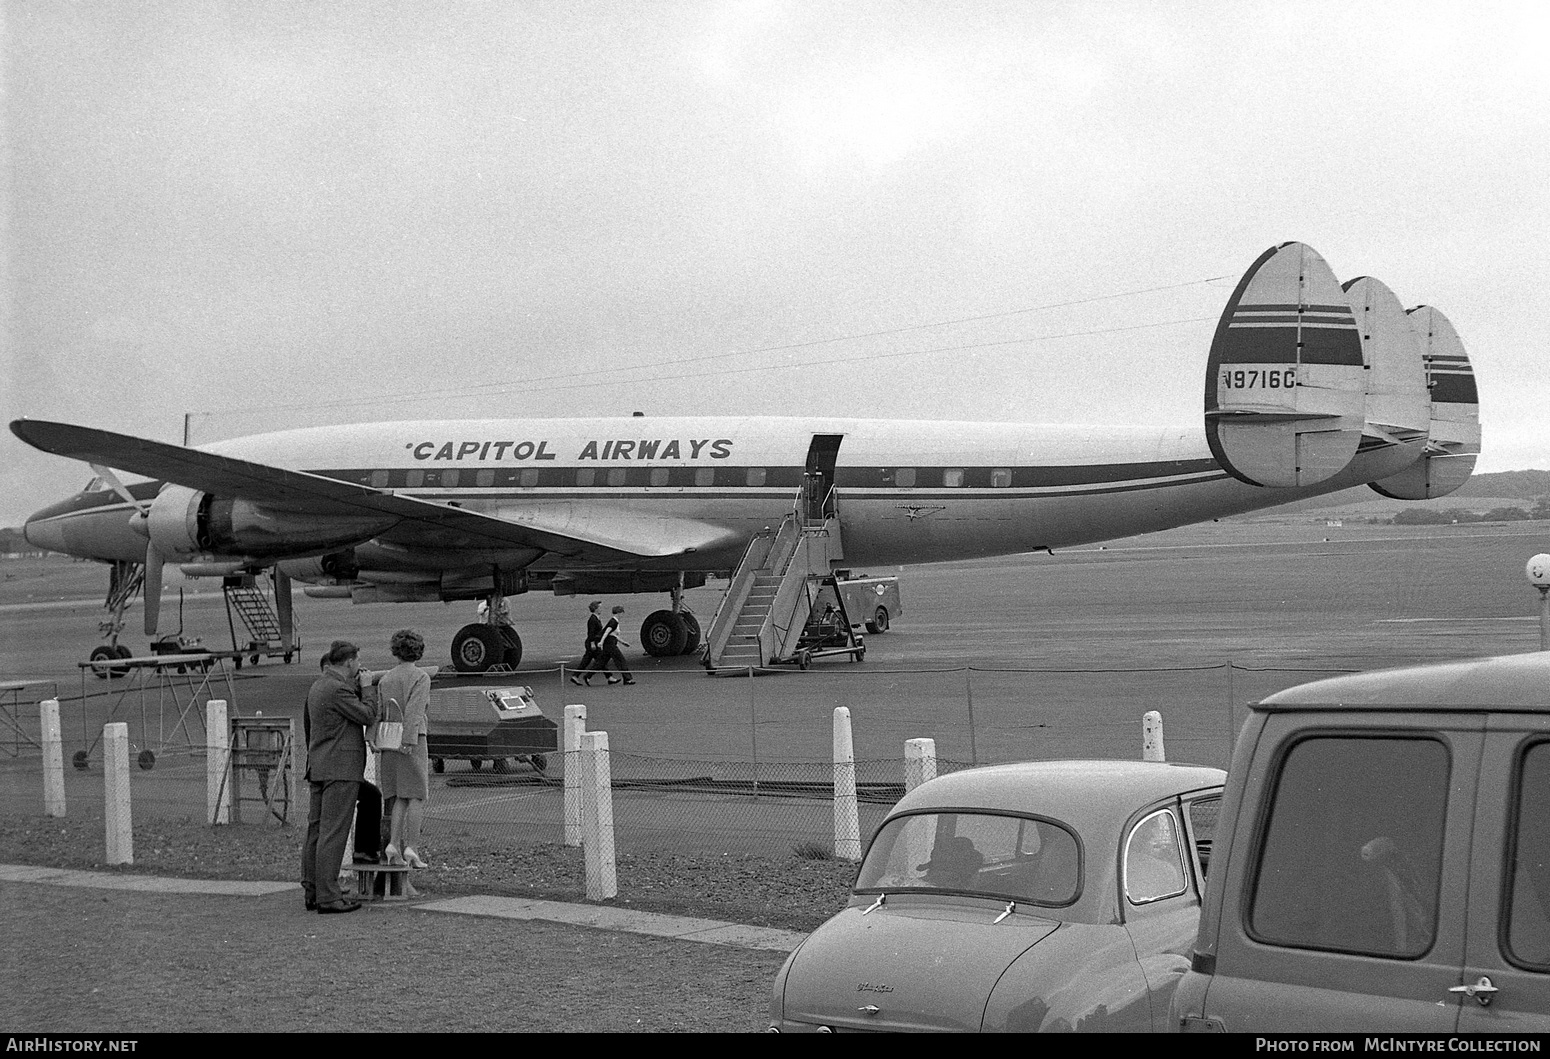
[1197,715,1482,1032]
[1456,722,1550,1031]
[1123,797,1215,1030]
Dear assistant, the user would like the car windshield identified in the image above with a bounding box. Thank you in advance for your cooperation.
[855,811,1081,906]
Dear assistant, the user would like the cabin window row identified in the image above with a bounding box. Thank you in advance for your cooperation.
[359,466,804,489]
[356,466,1020,490]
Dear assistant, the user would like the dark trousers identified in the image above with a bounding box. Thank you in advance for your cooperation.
[354,780,383,860]
[574,644,602,674]
[587,642,631,677]
[302,778,359,906]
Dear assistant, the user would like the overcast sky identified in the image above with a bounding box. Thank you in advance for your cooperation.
[3,0,1546,527]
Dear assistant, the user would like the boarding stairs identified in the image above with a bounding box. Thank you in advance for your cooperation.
[223,572,299,665]
[703,490,845,672]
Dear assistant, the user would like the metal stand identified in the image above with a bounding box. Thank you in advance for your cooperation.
[228,717,297,823]
[73,653,239,770]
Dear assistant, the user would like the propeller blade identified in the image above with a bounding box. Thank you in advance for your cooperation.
[143,544,164,636]
[91,463,148,511]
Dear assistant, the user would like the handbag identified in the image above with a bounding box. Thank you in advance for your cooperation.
[370,696,404,752]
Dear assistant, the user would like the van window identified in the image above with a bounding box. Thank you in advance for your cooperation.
[1125,809,1187,903]
[1249,736,1448,959]
[1506,741,1550,970]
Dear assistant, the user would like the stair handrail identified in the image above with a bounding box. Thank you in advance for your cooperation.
[703,520,783,665]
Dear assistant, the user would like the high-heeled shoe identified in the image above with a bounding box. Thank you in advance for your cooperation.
[384,843,406,866]
[403,847,428,869]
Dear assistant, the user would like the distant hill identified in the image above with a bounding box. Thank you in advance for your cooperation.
[1236,469,1550,519]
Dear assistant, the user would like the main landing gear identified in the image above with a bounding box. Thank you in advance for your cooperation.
[640,577,701,657]
[451,592,522,673]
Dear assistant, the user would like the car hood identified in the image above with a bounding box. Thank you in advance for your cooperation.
[780,901,1062,1031]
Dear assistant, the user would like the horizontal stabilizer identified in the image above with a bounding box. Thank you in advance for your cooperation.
[1370,307,1480,500]
[1205,243,1365,488]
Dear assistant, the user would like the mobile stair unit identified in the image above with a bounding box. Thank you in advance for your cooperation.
[702,491,857,672]
[222,570,300,667]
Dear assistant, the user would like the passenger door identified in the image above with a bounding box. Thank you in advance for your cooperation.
[1456,724,1550,1031]
[1198,717,1482,1032]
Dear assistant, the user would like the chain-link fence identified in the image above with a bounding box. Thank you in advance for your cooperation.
[0,660,1357,864]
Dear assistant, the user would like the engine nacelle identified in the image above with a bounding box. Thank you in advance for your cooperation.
[146,485,394,560]
[277,550,361,583]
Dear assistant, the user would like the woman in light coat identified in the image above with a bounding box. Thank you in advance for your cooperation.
[376,628,432,873]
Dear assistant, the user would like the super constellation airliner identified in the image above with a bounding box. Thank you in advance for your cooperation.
[12,242,1481,672]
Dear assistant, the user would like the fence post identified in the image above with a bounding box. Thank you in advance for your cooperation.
[207,699,230,825]
[964,668,979,765]
[581,730,617,900]
[41,699,66,817]
[904,737,937,793]
[103,723,133,865]
[563,704,586,847]
[1142,710,1166,762]
[748,669,759,800]
[833,707,861,861]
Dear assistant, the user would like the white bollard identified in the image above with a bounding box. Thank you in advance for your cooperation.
[563,704,587,847]
[41,699,65,817]
[904,737,937,793]
[581,730,616,900]
[206,699,230,825]
[833,707,861,861]
[103,723,133,865]
[1142,710,1166,762]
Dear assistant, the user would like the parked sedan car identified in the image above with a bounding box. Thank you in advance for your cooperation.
[769,760,1226,1032]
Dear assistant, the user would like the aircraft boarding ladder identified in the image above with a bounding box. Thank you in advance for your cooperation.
[222,572,299,665]
[702,490,845,672]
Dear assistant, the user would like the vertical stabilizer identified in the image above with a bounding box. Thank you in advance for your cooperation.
[1205,243,1366,487]
[1369,307,1480,500]
[1342,275,1430,458]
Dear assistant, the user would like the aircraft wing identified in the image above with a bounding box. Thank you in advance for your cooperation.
[10,419,731,561]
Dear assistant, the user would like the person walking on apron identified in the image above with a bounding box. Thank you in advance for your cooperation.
[587,605,635,685]
[570,601,605,686]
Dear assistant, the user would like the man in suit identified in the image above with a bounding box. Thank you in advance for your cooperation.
[301,640,379,913]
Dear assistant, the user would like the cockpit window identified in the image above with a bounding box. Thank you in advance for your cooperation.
[855,811,1081,906]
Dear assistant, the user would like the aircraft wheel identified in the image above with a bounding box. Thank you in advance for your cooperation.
[678,612,702,654]
[641,610,688,656]
[496,625,523,669]
[432,758,445,774]
[492,757,511,774]
[452,624,504,672]
[137,749,156,771]
[89,646,116,680]
[469,758,484,772]
[72,750,90,771]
